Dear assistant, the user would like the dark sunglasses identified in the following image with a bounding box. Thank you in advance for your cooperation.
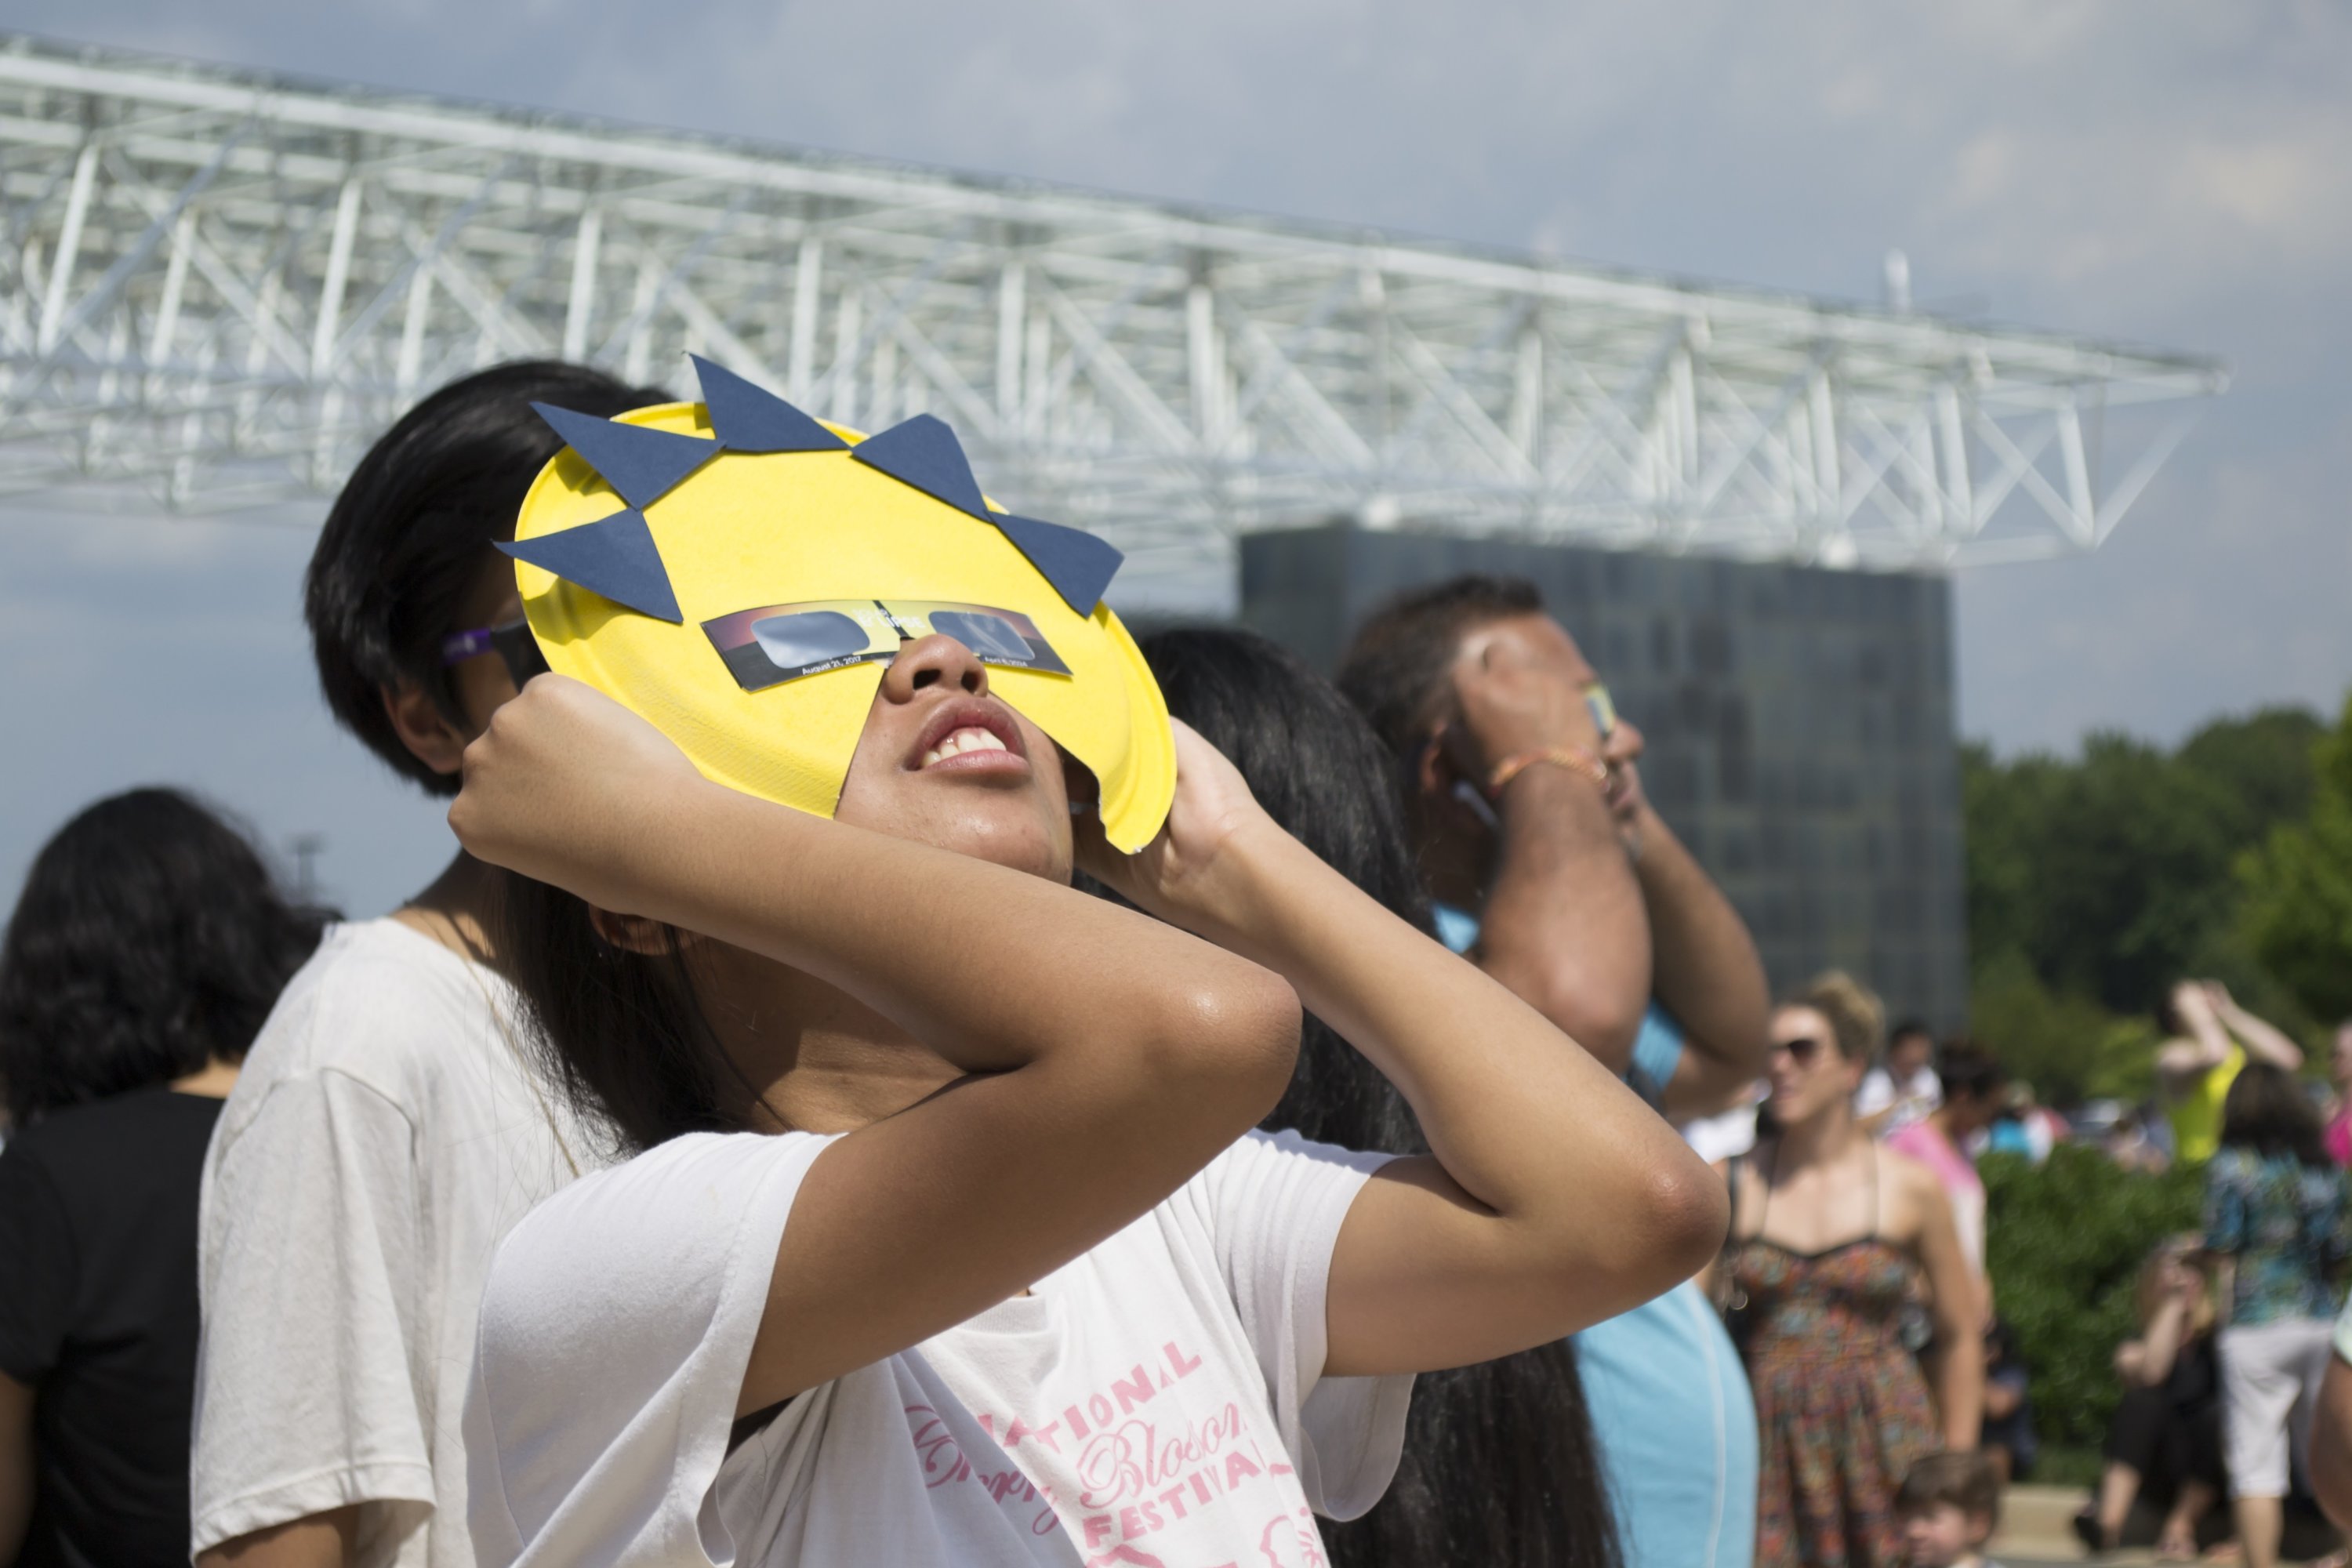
[1769,1036,1828,1066]
[440,618,550,688]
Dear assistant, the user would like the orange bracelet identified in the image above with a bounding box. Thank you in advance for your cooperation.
[1485,746,1610,801]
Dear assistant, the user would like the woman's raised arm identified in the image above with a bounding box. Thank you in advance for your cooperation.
[1083,724,1728,1377]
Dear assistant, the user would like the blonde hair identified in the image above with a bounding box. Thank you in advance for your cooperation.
[1786,970,1886,1064]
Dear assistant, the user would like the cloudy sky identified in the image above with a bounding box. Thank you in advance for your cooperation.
[3,0,2347,915]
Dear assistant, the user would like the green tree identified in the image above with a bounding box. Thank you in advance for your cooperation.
[1968,951,2156,1107]
[1965,707,2324,1019]
[2240,691,2352,1023]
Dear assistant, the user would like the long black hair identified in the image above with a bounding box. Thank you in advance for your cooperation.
[495,873,735,1154]
[1138,626,1621,1568]
[2220,1061,2330,1168]
[0,788,332,1126]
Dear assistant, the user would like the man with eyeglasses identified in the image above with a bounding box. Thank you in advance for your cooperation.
[1338,574,1771,1568]
[189,364,669,1568]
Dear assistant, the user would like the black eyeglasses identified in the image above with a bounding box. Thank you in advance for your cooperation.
[1769,1036,1827,1066]
[440,618,550,688]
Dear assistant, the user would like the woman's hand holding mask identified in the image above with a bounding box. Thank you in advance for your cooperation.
[448,674,706,915]
[1076,720,1294,954]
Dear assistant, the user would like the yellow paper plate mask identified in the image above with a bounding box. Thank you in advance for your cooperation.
[503,356,1175,852]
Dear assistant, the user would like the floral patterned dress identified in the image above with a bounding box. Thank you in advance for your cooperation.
[1729,1156,1939,1568]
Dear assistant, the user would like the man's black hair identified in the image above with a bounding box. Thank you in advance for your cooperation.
[1933,1038,2007,1104]
[1334,575,1544,764]
[304,361,673,795]
[1889,1017,1934,1045]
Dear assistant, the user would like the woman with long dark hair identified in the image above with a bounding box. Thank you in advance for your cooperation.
[2203,1061,2350,1568]
[1138,626,1620,1568]
[0,788,329,1566]
[1719,974,1983,1568]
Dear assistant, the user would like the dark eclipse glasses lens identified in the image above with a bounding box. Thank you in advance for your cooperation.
[1771,1036,1826,1065]
[927,609,1032,663]
[750,610,873,670]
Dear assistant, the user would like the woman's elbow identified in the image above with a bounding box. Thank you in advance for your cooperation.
[1650,1149,1733,1279]
[1585,1145,1727,1296]
[1144,966,1301,1120]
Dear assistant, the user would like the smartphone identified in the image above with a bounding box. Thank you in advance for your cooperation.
[1584,682,1618,740]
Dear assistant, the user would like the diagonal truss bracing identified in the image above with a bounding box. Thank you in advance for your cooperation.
[0,34,2227,608]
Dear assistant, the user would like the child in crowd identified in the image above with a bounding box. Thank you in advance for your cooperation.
[1896,1452,2004,1568]
[189,362,670,1568]
[452,384,1724,1566]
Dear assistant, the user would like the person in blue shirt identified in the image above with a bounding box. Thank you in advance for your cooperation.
[1339,574,1773,1568]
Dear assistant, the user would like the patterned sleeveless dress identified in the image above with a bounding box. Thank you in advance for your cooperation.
[1728,1209,1938,1565]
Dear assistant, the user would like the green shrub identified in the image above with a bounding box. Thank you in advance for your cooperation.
[1984,1145,2204,1447]
[1968,950,2157,1108]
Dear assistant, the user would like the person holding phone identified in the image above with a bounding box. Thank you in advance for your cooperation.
[1338,575,1773,1568]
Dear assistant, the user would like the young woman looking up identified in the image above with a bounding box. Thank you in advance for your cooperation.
[1719,975,1983,1568]
[456,637,1725,1568]
[1136,626,1621,1568]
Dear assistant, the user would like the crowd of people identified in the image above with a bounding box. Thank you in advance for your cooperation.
[0,356,2339,1568]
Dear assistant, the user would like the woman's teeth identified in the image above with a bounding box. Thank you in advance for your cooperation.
[921,728,1011,768]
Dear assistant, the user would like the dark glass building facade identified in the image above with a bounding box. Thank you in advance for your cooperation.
[1238,521,1968,1033]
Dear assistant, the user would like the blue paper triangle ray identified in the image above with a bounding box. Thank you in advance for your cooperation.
[497,509,684,624]
[995,515,1123,615]
[688,355,848,453]
[848,414,991,521]
[533,402,717,510]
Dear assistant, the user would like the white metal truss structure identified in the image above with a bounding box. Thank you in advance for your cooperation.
[0,34,2226,608]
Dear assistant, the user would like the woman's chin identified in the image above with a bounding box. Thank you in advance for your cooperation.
[927,815,1073,883]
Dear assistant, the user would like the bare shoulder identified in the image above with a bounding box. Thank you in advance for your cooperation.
[1879,1144,1955,1232]
[1879,1141,1940,1192]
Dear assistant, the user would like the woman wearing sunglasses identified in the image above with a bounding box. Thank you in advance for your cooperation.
[1717,974,1983,1568]
[452,633,1726,1568]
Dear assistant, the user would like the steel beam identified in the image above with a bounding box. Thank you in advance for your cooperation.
[0,34,2226,608]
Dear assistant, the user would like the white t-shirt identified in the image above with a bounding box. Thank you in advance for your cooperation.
[1855,1064,1942,1134]
[466,1127,1414,1567]
[192,919,604,1567]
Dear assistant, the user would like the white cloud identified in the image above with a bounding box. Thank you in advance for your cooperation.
[2,0,2346,782]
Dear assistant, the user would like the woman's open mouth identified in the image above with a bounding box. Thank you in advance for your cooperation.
[909,700,1031,776]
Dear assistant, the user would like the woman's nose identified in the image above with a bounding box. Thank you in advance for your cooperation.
[883,632,990,700]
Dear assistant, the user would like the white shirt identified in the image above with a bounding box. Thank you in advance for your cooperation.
[466,1127,1414,1568]
[192,920,604,1567]
[1855,1064,1942,1135]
